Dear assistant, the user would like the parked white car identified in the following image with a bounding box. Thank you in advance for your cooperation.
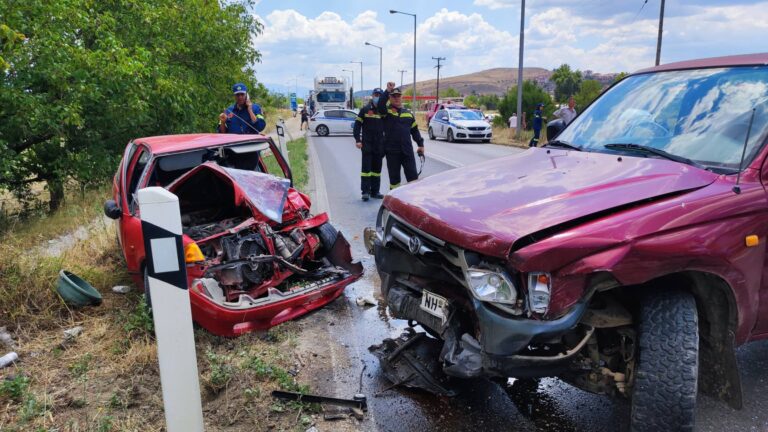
[309,109,358,136]
[428,109,492,143]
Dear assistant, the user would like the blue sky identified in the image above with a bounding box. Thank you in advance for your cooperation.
[250,0,768,95]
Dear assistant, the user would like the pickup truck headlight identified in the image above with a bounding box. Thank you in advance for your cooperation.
[527,272,551,314]
[466,268,516,305]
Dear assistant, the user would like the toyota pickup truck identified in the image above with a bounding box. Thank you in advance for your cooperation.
[365,53,768,431]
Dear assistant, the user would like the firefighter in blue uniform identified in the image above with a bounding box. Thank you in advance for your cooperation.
[529,102,544,147]
[377,82,424,190]
[353,88,386,201]
[218,83,266,134]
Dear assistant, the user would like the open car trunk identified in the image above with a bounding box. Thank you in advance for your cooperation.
[166,162,363,336]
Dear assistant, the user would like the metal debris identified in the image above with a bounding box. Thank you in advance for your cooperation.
[271,390,367,411]
[111,285,132,294]
[0,352,19,369]
[63,326,84,341]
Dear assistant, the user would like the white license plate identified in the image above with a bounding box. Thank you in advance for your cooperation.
[420,290,448,321]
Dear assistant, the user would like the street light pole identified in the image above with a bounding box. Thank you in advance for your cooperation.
[390,10,416,110]
[365,42,383,88]
[350,61,363,96]
[432,57,445,103]
[398,69,407,87]
[516,0,525,140]
[655,0,665,66]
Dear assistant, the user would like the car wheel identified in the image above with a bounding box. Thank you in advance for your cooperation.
[447,129,455,143]
[316,124,329,137]
[428,127,435,140]
[315,222,339,254]
[630,290,698,432]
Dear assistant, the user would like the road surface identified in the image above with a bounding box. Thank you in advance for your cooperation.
[296,125,768,432]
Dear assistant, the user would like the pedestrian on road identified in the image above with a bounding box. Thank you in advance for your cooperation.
[377,82,425,190]
[509,112,518,132]
[218,83,266,134]
[300,107,309,131]
[354,88,386,201]
[529,103,544,147]
[309,99,316,116]
[553,96,577,125]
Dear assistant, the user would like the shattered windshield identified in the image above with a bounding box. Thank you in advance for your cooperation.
[556,66,768,171]
[222,167,290,224]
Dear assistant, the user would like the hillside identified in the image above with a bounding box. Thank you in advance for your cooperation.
[400,67,553,96]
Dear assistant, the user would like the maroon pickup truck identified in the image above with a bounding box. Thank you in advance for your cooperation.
[366,53,768,431]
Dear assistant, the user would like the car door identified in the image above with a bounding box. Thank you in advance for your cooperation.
[119,145,151,279]
[342,110,358,134]
[437,111,449,137]
[324,110,342,133]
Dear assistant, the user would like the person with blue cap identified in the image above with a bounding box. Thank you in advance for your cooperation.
[529,102,544,147]
[218,83,266,134]
[353,87,386,201]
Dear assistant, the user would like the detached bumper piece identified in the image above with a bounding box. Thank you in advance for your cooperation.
[369,328,460,397]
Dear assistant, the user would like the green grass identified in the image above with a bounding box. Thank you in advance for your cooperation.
[263,137,309,191]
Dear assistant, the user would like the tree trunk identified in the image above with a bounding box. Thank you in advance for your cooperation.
[48,178,65,213]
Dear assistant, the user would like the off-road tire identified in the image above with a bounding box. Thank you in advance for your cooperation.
[316,222,339,254]
[316,124,329,136]
[447,129,455,142]
[428,127,435,140]
[630,290,698,432]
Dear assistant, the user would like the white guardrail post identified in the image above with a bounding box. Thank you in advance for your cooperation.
[138,187,204,432]
[276,118,291,169]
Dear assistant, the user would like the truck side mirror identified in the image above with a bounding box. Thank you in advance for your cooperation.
[104,199,122,220]
[546,119,566,141]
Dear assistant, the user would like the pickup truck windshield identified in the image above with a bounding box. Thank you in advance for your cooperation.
[556,66,768,171]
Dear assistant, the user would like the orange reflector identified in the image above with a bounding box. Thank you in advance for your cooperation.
[184,242,205,263]
[746,235,759,247]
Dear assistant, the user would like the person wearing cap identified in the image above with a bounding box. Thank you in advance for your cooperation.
[218,83,266,134]
[353,88,386,201]
[529,102,544,147]
[377,82,424,189]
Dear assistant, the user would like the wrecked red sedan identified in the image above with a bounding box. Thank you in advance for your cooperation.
[105,134,362,336]
[367,53,768,431]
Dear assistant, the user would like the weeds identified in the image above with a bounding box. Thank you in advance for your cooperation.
[205,350,235,392]
[123,297,154,336]
[0,375,30,401]
[69,353,93,379]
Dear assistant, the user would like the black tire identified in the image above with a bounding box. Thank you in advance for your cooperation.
[630,290,698,432]
[316,124,329,137]
[316,222,339,254]
[428,127,435,140]
[447,129,455,143]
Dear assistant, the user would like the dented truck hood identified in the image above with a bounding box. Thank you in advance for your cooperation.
[383,149,718,258]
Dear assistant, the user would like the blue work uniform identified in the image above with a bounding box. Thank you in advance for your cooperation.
[529,107,543,147]
[221,103,266,134]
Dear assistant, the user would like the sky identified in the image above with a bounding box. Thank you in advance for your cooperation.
[250,0,768,95]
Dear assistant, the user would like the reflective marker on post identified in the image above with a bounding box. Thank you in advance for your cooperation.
[138,187,204,432]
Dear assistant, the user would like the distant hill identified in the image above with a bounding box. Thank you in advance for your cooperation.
[401,67,553,96]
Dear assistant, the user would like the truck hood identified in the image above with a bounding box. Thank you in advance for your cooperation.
[384,149,719,258]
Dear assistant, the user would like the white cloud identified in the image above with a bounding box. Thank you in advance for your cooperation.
[473,0,514,10]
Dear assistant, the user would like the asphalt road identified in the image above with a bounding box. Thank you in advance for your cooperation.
[304,129,768,432]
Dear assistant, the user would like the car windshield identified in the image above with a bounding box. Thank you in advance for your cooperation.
[222,167,290,224]
[451,110,484,121]
[316,91,346,103]
[556,66,768,172]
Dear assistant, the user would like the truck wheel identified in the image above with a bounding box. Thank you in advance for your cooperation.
[316,222,339,254]
[316,124,329,136]
[630,290,698,432]
[447,129,455,142]
[428,127,435,140]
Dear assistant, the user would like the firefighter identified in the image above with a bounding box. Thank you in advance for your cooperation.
[377,82,424,190]
[353,88,386,201]
[529,102,544,147]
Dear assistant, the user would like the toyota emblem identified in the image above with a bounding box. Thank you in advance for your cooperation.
[408,235,422,254]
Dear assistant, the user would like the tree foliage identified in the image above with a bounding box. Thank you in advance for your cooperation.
[574,80,604,112]
[613,72,630,83]
[551,63,582,102]
[0,0,262,211]
[498,81,553,129]
[439,87,460,97]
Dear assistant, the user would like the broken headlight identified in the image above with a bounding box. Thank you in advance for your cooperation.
[466,268,517,305]
[527,272,551,314]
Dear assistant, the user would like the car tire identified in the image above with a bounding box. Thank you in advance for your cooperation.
[316,124,329,137]
[447,129,455,143]
[630,290,698,432]
[428,127,435,140]
[316,222,339,254]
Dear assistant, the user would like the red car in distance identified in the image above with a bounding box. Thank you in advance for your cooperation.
[105,134,362,337]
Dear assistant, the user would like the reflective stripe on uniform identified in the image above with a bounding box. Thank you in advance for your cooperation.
[370,172,381,177]
[411,121,418,129]
[361,172,372,177]
[364,113,382,119]
[390,183,400,189]
[399,112,414,119]
[356,117,364,123]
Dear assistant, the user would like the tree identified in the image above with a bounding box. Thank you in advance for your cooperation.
[498,81,553,129]
[613,72,630,83]
[551,64,582,102]
[463,94,479,108]
[440,87,460,97]
[403,87,422,97]
[0,0,261,211]
[574,80,603,112]
[478,94,501,110]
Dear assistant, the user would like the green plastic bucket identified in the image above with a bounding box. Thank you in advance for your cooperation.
[57,270,103,307]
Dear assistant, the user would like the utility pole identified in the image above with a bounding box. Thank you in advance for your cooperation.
[398,69,407,87]
[516,0,525,139]
[432,57,445,103]
[655,0,665,66]
[365,42,383,88]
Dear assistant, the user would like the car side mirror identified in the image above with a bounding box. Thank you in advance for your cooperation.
[546,119,566,140]
[104,199,122,220]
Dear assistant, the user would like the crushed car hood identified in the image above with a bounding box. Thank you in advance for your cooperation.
[167,162,290,223]
[384,149,718,258]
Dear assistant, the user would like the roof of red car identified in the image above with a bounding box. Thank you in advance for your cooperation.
[635,52,768,74]
[134,133,269,154]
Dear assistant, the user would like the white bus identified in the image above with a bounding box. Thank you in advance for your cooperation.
[312,76,349,111]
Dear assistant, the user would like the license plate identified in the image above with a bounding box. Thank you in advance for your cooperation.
[420,290,448,321]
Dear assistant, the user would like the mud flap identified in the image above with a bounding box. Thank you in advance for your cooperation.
[369,328,460,397]
[326,232,364,276]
